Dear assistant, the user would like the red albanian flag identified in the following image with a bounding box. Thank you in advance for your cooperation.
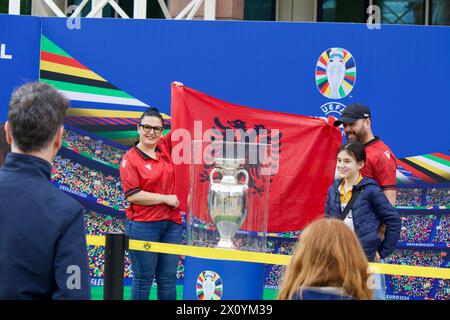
[170,84,341,232]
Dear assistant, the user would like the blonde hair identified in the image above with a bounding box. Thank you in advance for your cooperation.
[278,218,372,300]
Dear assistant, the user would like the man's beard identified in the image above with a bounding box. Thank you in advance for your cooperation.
[346,128,368,143]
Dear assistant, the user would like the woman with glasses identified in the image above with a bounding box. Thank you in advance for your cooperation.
[119,107,182,300]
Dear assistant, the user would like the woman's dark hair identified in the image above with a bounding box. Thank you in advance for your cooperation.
[139,107,164,126]
[0,122,11,167]
[8,82,68,153]
[338,142,366,163]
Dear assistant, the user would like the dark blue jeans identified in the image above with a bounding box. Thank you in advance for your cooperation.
[126,220,182,300]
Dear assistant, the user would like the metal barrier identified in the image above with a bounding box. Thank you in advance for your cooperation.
[103,233,127,300]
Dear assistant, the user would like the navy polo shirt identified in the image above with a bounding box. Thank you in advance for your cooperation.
[0,153,90,299]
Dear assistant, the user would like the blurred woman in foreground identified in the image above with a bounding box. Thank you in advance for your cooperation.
[278,218,372,300]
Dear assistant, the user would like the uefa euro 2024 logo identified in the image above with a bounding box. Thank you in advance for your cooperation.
[315,48,356,100]
[196,270,223,300]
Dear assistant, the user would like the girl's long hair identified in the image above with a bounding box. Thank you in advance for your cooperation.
[278,218,372,300]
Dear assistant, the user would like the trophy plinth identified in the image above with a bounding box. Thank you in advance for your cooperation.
[217,239,236,250]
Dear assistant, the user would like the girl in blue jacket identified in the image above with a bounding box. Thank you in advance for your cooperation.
[325,142,401,263]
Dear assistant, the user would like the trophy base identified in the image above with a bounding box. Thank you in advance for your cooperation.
[216,239,236,250]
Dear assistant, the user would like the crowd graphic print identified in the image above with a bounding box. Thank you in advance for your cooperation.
[51,121,450,300]
[1,13,449,300]
[35,33,449,300]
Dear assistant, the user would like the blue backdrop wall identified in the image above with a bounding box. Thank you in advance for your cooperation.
[0,15,41,121]
[1,14,449,159]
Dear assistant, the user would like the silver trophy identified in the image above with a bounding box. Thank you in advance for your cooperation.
[208,158,250,249]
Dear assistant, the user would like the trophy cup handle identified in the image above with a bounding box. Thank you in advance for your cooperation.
[237,169,249,187]
[210,168,222,184]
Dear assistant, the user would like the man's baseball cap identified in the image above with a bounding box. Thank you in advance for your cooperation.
[333,103,371,127]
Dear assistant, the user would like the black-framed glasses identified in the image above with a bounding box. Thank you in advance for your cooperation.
[139,124,163,134]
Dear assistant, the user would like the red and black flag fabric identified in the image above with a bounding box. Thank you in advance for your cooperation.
[170,84,341,232]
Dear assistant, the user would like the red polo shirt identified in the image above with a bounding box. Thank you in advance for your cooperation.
[120,135,182,224]
[361,137,397,191]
